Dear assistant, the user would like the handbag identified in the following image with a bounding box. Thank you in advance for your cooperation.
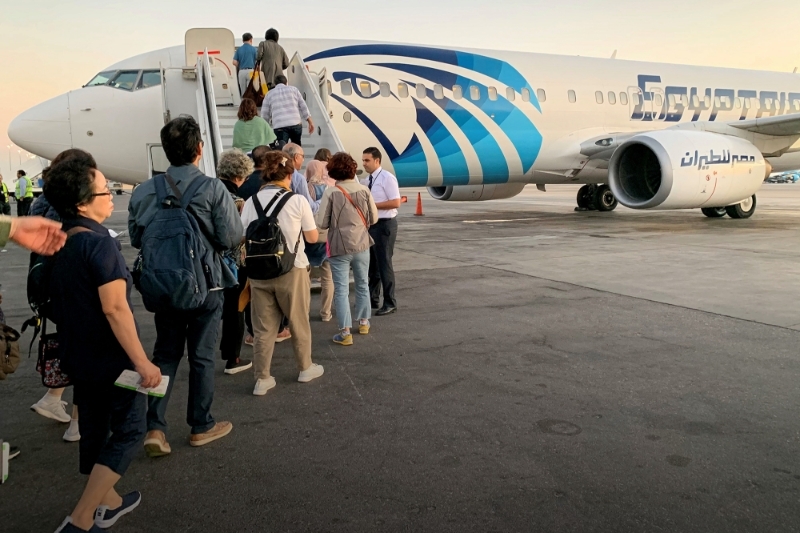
[335,185,369,228]
[36,319,69,388]
[242,62,267,106]
[0,324,21,380]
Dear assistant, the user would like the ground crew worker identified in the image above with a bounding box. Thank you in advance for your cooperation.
[15,170,33,216]
[0,174,10,215]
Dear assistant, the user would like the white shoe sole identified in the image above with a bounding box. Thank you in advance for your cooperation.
[31,403,71,423]
[143,439,171,457]
[224,361,253,375]
[253,379,276,396]
[63,432,81,442]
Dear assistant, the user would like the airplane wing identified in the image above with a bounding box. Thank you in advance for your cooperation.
[729,112,800,136]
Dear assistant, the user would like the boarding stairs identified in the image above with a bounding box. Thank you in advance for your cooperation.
[150,28,344,179]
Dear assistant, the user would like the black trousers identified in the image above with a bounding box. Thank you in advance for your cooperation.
[274,124,303,146]
[17,197,32,217]
[368,217,397,308]
[74,381,146,476]
[0,201,10,215]
[220,288,245,361]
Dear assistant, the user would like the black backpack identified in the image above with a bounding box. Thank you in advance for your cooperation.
[244,189,301,280]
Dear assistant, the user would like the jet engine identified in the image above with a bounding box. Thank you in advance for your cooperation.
[427,183,526,201]
[608,131,767,210]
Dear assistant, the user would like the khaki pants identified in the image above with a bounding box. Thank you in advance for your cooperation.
[250,267,313,379]
[318,261,333,321]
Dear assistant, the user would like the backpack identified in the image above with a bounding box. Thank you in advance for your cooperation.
[244,189,301,280]
[137,174,213,313]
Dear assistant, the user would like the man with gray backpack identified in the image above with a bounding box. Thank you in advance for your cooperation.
[128,117,243,456]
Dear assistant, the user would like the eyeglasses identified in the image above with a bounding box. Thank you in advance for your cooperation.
[91,185,113,198]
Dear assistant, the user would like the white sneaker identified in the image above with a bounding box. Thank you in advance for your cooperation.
[63,419,80,442]
[298,364,324,383]
[31,397,71,423]
[253,377,276,396]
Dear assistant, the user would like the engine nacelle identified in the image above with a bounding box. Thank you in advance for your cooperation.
[608,131,767,210]
[427,183,526,201]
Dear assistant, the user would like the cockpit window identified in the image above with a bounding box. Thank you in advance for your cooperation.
[138,70,161,89]
[85,71,116,87]
[108,71,140,91]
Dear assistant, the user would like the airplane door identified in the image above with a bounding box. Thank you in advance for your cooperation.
[651,87,666,121]
[628,86,644,121]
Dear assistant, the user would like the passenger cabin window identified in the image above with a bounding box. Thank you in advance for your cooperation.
[488,86,498,101]
[743,98,751,109]
[704,95,711,107]
[568,90,577,103]
[619,92,628,105]
[691,95,700,107]
[632,93,641,106]
[608,91,617,105]
[793,99,800,112]
[595,91,603,104]
[654,94,663,107]
[434,84,444,100]
[398,83,409,98]
[341,80,353,96]
[108,71,139,91]
[714,96,721,108]
[521,88,531,102]
[535,88,545,102]
[470,86,480,101]
[85,71,115,87]
[416,83,427,99]
[506,87,516,101]
[359,81,371,97]
[138,71,161,89]
[453,85,463,100]
[734,97,741,108]
[379,82,390,97]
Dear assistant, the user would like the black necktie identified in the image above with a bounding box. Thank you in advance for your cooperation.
[368,174,375,190]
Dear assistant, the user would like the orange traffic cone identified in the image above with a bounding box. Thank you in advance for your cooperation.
[414,192,424,216]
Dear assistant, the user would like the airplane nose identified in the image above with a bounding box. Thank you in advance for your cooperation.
[8,93,72,160]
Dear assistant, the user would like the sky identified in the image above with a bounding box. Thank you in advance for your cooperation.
[1,0,799,178]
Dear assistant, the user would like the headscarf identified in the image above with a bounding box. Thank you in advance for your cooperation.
[305,160,336,200]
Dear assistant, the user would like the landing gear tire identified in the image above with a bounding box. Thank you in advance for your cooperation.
[576,185,592,209]
[725,195,757,219]
[701,207,727,218]
[594,185,618,212]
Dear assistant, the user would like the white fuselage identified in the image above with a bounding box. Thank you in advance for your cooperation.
[9,38,800,187]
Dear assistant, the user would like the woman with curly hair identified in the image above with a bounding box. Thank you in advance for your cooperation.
[216,149,254,375]
[315,153,378,346]
[232,98,276,153]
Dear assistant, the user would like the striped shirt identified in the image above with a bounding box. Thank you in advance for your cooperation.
[260,83,310,130]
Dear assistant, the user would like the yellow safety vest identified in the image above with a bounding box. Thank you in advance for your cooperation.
[16,176,33,199]
[1,182,8,202]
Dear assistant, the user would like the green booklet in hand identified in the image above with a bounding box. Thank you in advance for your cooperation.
[114,370,170,397]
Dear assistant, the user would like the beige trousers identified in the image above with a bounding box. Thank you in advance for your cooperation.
[318,261,333,321]
[250,267,313,379]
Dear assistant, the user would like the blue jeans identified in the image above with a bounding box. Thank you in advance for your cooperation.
[147,291,223,436]
[329,250,371,331]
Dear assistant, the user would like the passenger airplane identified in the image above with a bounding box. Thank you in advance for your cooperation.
[8,29,800,218]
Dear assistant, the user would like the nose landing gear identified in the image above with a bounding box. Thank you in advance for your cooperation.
[576,184,618,212]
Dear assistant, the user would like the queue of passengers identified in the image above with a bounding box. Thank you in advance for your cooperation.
[19,111,400,532]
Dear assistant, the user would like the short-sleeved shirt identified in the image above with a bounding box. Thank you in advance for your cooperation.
[233,43,257,70]
[240,186,316,268]
[361,167,401,219]
[50,216,137,384]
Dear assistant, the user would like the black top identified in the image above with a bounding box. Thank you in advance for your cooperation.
[50,216,137,383]
[238,170,265,201]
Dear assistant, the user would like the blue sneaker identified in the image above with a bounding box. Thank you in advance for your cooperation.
[332,331,353,346]
[94,491,141,528]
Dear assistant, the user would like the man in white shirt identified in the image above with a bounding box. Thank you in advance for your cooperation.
[261,75,314,146]
[360,147,401,316]
[240,154,324,395]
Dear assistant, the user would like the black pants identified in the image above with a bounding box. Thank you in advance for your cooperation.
[74,381,146,476]
[274,124,303,146]
[17,197,32,217]
[0,201,10,215]
[368,217,397,308]
[220,269,246,361]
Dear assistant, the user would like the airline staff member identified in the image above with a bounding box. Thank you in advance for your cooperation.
[360,147,400,316]
[0,174,10,215]
[16,170,33,217]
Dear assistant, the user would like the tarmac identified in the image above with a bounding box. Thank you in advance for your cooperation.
[1,184,800,533]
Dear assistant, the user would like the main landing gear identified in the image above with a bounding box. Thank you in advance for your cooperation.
[701,194,757,219]
[575,184,618,212]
